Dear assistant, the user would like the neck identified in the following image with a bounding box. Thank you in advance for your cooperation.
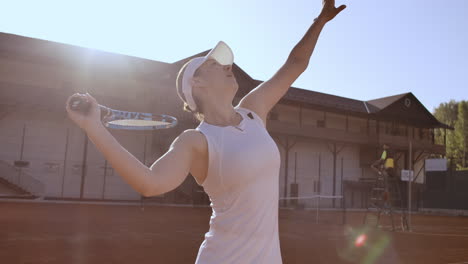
[202,104,241,127]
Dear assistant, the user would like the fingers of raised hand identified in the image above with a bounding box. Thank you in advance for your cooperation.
[337,4,346,13]
[84,93,97,103]
[66,93,89,113]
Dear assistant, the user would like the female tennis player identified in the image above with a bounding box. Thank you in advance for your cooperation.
[66,1,345,263]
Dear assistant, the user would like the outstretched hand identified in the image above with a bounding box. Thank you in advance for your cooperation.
[319,0,346,22]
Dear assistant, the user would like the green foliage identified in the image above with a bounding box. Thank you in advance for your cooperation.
[434,100,458,127]
[433,100,468,169]
[455,101,468,168]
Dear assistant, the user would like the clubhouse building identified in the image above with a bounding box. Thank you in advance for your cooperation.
[0,33,449,209]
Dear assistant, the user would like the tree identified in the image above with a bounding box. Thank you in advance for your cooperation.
[455,101,468,168]
[434,100,458,157]
[434,100,458,128]
[433,100,468,169]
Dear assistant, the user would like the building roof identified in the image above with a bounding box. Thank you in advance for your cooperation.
[366,93,408,111]
[0,32,451,129]
[283,87,370,114]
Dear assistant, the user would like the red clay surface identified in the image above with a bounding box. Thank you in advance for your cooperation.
[1,201,468,264]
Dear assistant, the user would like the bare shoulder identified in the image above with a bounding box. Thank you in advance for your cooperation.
[176,129,207,154]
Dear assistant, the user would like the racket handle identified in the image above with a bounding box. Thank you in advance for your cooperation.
[69,96,92,114]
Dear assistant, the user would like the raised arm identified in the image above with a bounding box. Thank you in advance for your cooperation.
[66,93,196,197]
[238,0,346,120]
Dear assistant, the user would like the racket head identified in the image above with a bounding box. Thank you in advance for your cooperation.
[103,112,178,130]
[68,94,178,130]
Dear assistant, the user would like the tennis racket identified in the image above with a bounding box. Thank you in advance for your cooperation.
[68,95,178,130]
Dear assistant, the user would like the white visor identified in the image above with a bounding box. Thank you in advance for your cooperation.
[181,41,234,111]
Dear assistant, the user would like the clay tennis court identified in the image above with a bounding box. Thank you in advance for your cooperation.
[1,200,468,264]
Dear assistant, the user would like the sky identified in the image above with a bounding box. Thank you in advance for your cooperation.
[1,0,467,112]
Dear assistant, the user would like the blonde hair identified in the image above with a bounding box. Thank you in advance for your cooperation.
[176,60,205,122]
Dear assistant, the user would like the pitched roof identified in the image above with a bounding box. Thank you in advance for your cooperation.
[0,32,172,83]
[366,93,409,112]
[282,87,369,114]
[1,32,450,129]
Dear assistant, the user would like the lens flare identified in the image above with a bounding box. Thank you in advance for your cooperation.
[354,234,367,247]
[338,225,391,264]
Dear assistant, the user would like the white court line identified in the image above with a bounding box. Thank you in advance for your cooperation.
[279,196,343,200]
[0,198,210,208]
[395,230,468,238]
[373,225,468,238]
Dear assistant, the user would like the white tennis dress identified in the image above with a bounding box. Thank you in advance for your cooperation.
[194,106,282,264]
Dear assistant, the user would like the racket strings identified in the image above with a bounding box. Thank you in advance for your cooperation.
[108,119,172,126]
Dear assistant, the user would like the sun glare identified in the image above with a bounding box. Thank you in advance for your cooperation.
[354,234,367,247]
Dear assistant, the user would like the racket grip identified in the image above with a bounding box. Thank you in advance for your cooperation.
[69,96,92,114]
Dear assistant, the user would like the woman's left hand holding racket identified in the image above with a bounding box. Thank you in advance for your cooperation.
[66,93,102,132]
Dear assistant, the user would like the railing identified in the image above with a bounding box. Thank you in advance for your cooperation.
[266,120,445,154]
[0,160,45,196]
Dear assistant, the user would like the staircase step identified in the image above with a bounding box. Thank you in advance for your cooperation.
[0,160,44,196]
[0,177,28,195]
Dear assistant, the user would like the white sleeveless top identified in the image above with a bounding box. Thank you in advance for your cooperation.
[194,106,282,264]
